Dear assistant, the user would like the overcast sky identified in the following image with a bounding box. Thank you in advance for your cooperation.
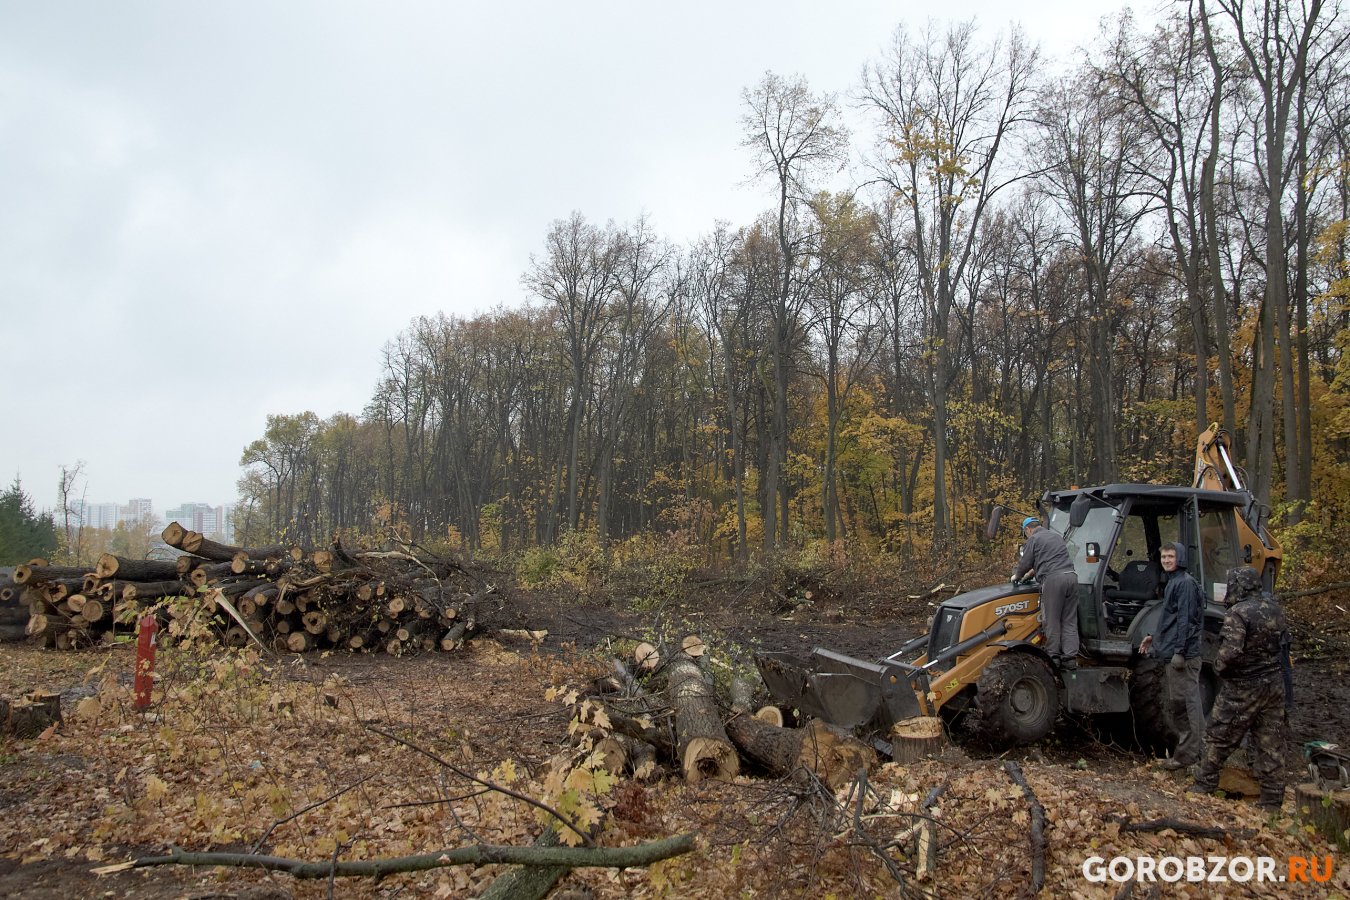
[0,0,1139,517]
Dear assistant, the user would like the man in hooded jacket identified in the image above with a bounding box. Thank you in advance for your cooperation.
[1189,566,1291,813]
[1139,542,1205,769]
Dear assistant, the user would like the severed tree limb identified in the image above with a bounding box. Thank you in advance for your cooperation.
[1002,760,1046,896]
[1112,816,1253,839]
[915,779,949,883]
[104,835,695,880]
[1275,581,1350,601]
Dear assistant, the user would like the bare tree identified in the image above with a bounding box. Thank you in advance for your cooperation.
[861,21,1038,544]
[57,461,85,565]
[524,212,621,537]
[1207,0,1343,510]
[1036,68,1153,483]
[741,71,847,550]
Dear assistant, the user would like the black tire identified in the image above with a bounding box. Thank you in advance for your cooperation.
[971,653,1059,746]
[1124,657,1177,756]
[1117,655,1225,761]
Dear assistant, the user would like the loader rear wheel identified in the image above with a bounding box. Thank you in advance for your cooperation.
[1121,657,1219,757]
[972,653,1059,746]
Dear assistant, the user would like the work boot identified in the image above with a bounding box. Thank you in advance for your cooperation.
[1160,758,1188,771]
[1059,657,1079,671]
[1257,791,1284,814]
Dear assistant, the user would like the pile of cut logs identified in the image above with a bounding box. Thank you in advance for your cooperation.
[5,522,492,654]
[577,637,948,790]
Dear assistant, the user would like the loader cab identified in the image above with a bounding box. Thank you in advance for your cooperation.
[1044,485,1243,661]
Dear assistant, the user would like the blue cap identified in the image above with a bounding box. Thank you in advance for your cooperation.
[1021,517,1040,529]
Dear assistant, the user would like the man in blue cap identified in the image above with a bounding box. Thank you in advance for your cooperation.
[1013,517,1079,669]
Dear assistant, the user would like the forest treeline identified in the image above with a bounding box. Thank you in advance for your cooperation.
[234,7,1350,574]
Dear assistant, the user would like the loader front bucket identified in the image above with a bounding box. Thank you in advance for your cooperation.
[755,648,929,733]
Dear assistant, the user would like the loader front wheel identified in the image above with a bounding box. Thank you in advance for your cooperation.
[972,653,1059,746]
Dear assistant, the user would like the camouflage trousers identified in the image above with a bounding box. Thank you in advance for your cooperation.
[1194,676,1287,805]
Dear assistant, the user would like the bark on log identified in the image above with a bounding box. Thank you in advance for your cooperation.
[95,555,179,581]
[666,656,738,783]
[724,716,874,789]
[440,621,467,651]
[122,580,190,602]
[12,564,89,586]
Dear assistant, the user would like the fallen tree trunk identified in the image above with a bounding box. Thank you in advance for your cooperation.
[666,656,738,783]
[725,715,874,789]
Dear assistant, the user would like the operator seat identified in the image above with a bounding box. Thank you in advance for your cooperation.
[1104,559,1160,631]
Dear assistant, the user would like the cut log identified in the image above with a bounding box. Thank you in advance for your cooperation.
[190,562,236,588]
[175,555,206,576]
[180,532,271,561]
[633,642,660,672]
[78,598,108,625]
[889,716,948,765]
[95,555,179,581]
[439,621,467,651]
[285,632,313,653]
[241,584,277,607]
[162,521,188,548]
[12,564,89,586]
[725,716,874,789]
[1295,783,1350,850]
[122,580,190,603]
[42,578,86,601]
[666,656,739,783]
[302,610,330,635]
[729,677,757,714]
[753,706,785,728]
[681,635,706,657]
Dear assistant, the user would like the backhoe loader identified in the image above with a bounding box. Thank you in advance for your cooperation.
[756,427,1281,750]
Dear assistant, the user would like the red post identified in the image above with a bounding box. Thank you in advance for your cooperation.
[134,614,159,711]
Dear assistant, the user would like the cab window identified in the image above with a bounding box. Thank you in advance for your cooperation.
[1197,504,1241,599]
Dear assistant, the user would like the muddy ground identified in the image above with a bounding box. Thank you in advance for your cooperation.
[0,576,1346,899]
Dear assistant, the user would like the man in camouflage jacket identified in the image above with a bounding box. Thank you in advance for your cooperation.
[1189,566,1291,812]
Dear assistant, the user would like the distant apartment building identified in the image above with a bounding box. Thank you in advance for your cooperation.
[72,498,155,529]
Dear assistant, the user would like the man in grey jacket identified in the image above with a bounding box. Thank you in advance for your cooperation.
[1139,542,1206,770]
[1013,517,1079,670]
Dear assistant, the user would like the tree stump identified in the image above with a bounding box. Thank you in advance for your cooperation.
[1295,783,1350,851]
[889,716,948,764]
[2,691,62,737]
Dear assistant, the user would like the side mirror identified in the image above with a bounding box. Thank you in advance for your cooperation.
[1069,494,1091,529]
[985,506,1004,541]
[1085,541,1100,563]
